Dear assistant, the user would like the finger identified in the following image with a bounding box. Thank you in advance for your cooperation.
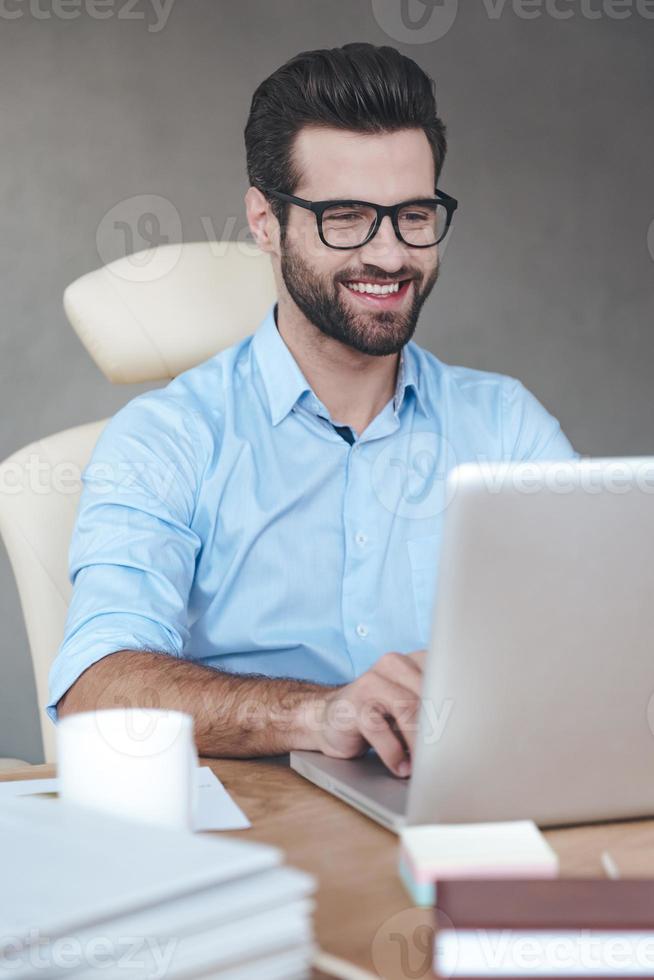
[374,651,424,697]
[386,696,420,759]
[359,680,421,759]
[406,649,427,669]
[359,705,411,777]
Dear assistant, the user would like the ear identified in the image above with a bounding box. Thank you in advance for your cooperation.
[245,186,280,254]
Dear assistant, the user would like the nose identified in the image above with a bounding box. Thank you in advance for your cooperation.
[359,213,407,272]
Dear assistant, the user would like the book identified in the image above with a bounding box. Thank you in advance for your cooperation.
[0,796,315,978]
[433,879,654,978]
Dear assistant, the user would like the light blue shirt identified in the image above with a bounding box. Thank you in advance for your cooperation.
[47,301,579,720]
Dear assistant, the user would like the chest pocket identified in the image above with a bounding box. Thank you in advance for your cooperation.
[407,532,442,647]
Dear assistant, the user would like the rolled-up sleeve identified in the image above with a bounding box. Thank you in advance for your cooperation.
[47,391,204,722]
[503,377,581,462]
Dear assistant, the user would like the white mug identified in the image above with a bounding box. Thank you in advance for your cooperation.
[57,708,198,831]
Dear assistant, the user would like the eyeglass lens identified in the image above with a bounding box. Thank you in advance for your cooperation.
[321,201,449,247]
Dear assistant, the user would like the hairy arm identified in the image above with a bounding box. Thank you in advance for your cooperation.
[56,650,333,757]
[56,648,425,776]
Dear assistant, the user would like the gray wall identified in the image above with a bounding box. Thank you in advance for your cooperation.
[1,0,652,762]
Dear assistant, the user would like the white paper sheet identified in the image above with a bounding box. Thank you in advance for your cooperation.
[0,766,250,831]
[193,766,251,831]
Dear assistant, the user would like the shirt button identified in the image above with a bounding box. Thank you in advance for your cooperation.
[356,623,369,638]
[355,531,367,546]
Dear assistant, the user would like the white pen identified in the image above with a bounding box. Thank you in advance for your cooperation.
[600,850,621,880]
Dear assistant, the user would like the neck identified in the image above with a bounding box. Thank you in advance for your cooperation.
[274,298,399,435]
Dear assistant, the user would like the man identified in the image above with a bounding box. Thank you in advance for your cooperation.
[50,42,579,778]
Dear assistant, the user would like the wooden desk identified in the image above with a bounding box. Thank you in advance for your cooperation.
[3,758,654,979]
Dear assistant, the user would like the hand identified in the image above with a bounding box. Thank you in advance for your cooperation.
[311,650,426,778]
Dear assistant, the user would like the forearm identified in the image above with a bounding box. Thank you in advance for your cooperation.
[56,650,337,757]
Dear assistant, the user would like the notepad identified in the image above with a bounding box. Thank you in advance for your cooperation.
[399,820,559,906]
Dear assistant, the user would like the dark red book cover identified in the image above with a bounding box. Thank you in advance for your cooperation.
[434,878,654,930]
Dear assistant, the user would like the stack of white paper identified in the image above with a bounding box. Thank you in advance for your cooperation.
[0,766,251,832]
[0,796,315,979]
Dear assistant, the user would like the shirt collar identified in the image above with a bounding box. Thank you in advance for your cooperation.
[252,304,311,426]
[394,339,428,417]
[252,302,428,426]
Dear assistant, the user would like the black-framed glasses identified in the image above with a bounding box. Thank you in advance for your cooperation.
[263,188,458,249]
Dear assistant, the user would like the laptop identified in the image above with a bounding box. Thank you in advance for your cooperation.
[291,456,654,831]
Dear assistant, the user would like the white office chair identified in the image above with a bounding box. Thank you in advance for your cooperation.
[0,241,277,763]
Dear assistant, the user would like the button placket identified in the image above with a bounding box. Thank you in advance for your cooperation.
[341,442,376,661]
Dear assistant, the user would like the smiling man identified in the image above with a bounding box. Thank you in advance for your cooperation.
[50,42,579,777]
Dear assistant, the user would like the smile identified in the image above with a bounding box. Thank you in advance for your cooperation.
[341,279,413,307]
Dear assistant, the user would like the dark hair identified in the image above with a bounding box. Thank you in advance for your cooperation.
[244,41,447,229]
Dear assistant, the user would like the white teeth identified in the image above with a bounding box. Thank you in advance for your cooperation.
[345,281,401,295]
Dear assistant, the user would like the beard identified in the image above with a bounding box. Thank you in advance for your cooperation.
[279,236,440,357]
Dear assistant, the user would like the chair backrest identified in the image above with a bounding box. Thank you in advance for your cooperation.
[0,420,109,762]
[64,240,277,382]
[0,241,277,761]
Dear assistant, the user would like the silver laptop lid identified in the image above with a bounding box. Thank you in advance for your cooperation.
[407,456,654,827]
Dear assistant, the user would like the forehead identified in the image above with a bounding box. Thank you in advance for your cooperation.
[291,125,435,203]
